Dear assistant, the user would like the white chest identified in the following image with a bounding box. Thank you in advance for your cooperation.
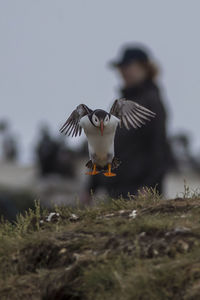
[80,115,119,164]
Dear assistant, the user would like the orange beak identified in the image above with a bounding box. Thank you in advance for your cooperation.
[100,120,104,136]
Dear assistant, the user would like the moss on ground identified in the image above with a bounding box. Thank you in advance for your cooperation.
[1,190,200,299]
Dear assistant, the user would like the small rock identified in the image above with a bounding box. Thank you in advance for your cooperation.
[180,214,186,218]
[165,226,191,236]
[65,265,73,271]
[69,214,79,222]
[174,226,191,234]
[129,210,137,219]
[46,212,60,222]
[177,240,189,252]
[153,249,159,256]
[104,213,115,218]
[59,248,67,255]
[139,232,146,237]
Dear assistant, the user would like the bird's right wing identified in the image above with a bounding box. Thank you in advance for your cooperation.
[60,104,92,137]
[110,98,156,129]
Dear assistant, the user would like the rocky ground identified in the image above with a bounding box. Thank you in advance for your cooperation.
[1,189,200,299]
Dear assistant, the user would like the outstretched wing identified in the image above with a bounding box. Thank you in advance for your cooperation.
[110,98,156,129]
[60,104,92,137]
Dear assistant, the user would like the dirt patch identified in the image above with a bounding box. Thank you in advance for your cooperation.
[41,260,92,300]
[17,239,75,274]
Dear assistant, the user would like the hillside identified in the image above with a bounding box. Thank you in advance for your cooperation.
[1,189,200,300]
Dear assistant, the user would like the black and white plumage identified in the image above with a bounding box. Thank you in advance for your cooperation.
[60,98,156,176]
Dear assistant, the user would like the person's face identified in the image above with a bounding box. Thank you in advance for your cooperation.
[118,61,147,87]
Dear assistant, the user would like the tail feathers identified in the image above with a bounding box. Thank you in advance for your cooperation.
[111,157,121,170]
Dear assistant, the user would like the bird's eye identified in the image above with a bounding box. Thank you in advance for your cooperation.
[92,115,99,125]
[104,115,109,123]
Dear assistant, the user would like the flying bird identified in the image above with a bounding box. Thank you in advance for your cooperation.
[60,98,155,177]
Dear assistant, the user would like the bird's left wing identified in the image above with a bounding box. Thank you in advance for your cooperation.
[110,98,156,129]
[60,104,92,137]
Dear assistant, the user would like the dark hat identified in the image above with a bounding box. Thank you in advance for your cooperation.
[110,47,149,68]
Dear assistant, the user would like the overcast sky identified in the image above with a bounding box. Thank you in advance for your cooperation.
[0,0,200,163]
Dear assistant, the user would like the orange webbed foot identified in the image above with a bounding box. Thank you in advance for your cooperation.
[103,163,116,177]
[85,170,99,175]
[85,164,99,176]
[103,172,116,177]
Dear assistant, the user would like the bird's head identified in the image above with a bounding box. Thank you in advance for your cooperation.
[91,110,110,136]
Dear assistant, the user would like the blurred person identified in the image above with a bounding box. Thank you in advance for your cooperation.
[36,125,59,176]
[36,124,76,178]
[56,136,76,178]
[0,120,18,162]
[170,133,200,173]
[83,46,175,203]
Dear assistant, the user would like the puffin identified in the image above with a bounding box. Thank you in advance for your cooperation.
[60,98,155,177]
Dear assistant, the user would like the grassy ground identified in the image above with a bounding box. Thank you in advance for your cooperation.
[1,188,200,300]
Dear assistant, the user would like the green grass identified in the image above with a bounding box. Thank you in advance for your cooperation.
[1,189,200,299]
